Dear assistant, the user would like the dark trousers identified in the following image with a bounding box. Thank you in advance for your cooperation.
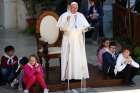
[1,64,18,83]
[11,67,22,82]
[103,65,115,79]
[116,64,139,82]
[0,67,3,84]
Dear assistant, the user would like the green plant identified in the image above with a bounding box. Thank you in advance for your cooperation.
[132,47,140,60]
[23,0,36,17]
[132,46,140,75]
[24,24,35,33]
[22,0,57,16]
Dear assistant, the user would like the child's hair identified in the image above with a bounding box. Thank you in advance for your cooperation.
[28,54,40,63]
[4,45,15,53]
[109,41,117,47]
[97,38,110,54]
[90,0,97,4]
[19,57,28,66]
[122,47,130,53]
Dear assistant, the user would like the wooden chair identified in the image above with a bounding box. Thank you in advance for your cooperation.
[35,11,62,81]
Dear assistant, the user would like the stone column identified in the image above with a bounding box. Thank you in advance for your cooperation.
[3,0,27,31]
[3,0,17,30]
[0,0,4,30]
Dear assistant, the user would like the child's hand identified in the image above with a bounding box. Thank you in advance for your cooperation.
[124,57,132,64]
[127,56,132,64]
[34,65,41,74]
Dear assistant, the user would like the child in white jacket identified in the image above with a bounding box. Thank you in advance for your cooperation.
[114,48,140,86]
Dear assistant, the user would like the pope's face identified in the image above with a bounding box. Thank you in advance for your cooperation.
[70,4,78,14]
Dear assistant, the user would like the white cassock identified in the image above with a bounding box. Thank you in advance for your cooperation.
[57,11,90,81]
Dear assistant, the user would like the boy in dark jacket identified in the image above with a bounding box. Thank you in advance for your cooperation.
[1,45,18,84]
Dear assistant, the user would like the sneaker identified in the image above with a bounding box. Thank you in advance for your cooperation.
[0,82,6,86]
[11,79,19,88]
[44,88,49,93]
[72,89,79,93]
[23,90,29,93]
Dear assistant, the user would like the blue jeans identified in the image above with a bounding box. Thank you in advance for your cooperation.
[1,65,17,83]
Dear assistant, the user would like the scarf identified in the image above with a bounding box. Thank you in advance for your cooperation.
[4,54,15,65]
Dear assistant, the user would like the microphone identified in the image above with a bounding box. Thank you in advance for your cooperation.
[88,27,95,31]
[84,27,95,32]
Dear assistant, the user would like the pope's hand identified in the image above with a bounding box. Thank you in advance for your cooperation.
[60,26,69,32]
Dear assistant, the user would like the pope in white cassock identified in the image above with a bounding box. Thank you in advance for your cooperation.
[57,2,90,81]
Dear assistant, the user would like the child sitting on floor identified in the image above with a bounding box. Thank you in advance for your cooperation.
[10,57,28,89]
[96,38,110,71]
[1,45,18,84]
[114,48,140,86]
[23,55,48,93]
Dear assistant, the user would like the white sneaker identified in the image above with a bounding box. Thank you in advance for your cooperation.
[11,79,19,88]
[23,90,29,93]
[72,89,79,93]
[44,88,49,93]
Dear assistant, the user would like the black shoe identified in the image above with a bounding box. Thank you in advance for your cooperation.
[0,81,7,86]
[127,81,136,87]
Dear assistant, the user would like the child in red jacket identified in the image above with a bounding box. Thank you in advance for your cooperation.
[1,45,18,84]
[23,55,48,93]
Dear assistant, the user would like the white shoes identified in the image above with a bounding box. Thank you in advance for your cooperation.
[44,88,49,93]
[23,89,49,93]
[10,79,19,88]
[23,90,29,93]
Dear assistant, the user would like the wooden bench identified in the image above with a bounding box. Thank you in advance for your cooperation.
[47,64,124,92]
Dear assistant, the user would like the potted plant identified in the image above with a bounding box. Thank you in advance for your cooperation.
[23,0,37,25]
[132,46,140,75]
[22,0,41,34]
[22,0,68,33]
[132,47,140,62]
